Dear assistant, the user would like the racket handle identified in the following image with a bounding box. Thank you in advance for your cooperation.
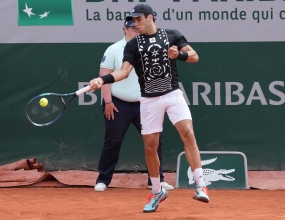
[76,85,91,96]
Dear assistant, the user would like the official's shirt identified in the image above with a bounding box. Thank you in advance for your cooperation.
[100,37,141,102]
[123,28,188,97]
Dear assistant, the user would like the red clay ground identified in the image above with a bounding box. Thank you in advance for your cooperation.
[0,188,284,220]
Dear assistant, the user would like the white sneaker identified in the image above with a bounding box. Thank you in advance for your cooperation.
[148,182,175,191]
[94,183,107,192]
[161,182,174,190]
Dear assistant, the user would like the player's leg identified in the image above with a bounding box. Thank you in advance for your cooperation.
[140,96,168,212]
[146,132,174,190]
[140,96,164,192]
[166,89,209,203]
[175,120,201,170]
[95,97,132,191]
[143,132,160,180]
[142,133,168,212]
[147,132,163,187]
[174,120,209,203]
[132,103,173,190]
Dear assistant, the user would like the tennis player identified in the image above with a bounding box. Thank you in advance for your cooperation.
[90,3,209,212]
[94,19,174,192]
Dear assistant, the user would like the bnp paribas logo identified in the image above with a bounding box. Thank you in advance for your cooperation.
[17,0,74,26]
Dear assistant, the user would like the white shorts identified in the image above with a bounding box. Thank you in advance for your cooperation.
[139,89,192,135]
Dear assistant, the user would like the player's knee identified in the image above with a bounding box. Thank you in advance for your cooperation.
[181,128,194,140]
[144,145,158,155]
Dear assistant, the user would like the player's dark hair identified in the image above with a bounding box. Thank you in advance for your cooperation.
[144,13,155,22]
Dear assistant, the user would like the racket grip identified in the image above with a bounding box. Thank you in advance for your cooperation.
[76,85,91,96]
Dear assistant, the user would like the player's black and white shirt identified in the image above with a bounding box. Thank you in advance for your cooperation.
[123,28,188,97]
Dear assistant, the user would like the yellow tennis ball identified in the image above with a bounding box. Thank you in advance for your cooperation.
[39,98,48,107]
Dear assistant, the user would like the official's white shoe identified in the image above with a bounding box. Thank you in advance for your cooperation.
[161,182,175,190]
[148,182,174,190]
[94,183,107,192]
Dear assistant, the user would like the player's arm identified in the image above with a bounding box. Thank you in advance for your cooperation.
[90,61,133,90]
[180,45,199,63]
[111,61,133,82]
[168,45,199,63]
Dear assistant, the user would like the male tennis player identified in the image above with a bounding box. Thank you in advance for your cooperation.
[94,19,174,192]
[90,3,209,212]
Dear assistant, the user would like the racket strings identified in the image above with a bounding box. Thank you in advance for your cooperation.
[26,95,65,126]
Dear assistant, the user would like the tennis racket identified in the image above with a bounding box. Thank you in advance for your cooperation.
[25,85,91,126]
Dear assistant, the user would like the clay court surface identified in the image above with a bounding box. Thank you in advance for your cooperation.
[0,188,284,220]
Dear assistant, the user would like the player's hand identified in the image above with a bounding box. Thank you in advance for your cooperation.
[104,103,119,120]
[89,78,103,91]
[168,45,179,59]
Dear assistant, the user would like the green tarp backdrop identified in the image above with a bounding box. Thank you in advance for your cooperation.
[0,1,284,171]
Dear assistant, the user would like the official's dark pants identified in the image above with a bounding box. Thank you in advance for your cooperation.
[96,96,164,186]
